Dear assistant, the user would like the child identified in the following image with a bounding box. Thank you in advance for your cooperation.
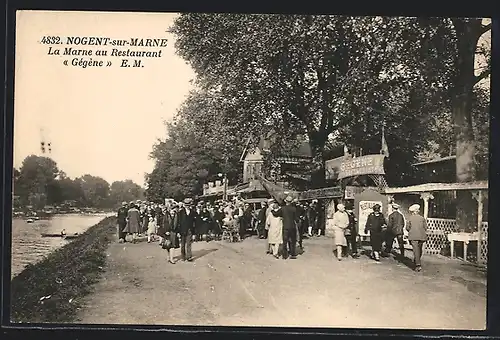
[147,213,157,243]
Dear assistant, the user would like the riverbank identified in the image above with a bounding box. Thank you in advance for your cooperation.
[11,214,111,278]
[10,216,117,323]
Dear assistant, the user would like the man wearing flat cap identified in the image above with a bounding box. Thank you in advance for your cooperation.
[385,203,407,260]
[272,195,299,259]
[176,198,197,261]
[407,204,428,272]
[364,204,387,261]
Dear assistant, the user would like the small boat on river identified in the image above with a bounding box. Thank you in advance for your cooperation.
[41,229,79,238]
[41,233,64,238]
[41,232,80,238]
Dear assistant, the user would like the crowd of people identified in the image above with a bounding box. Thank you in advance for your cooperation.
[116,195,428,271]
[332,201,428,271]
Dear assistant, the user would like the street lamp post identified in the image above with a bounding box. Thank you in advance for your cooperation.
[218,173,228,201]
[223,174,228,201]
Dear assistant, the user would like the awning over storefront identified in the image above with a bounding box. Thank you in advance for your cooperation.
[226,183,249,196]
[199,191,220,198]
[299,186,343,200]
[237,186,258,194]
[383,181,488,194]
[257,175,299,204]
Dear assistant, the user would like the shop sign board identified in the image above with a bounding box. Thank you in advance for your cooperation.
[338,154,385,180]
[299,186,343,200]
[325,155,350,180]
[358,200,384,237]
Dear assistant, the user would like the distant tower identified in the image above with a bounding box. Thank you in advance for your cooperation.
[40,127,52,155]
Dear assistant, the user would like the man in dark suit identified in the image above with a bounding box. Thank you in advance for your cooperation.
[294,198,306,251]
[345,208,359,258]
[176,198,197,261]
[257,201,267,239]
[117,201,129,243]
[272,195,298,259]
[307,200,319,237]
[384,203,406,260]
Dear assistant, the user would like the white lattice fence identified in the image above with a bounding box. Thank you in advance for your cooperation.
[425,218,457,255]
[479,222,488,265]
[425,218,488,266]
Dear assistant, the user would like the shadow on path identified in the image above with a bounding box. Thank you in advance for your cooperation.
[450,276,487,298]
[174,248,218,261]
[192,248,218,261]
[396,255,416,270]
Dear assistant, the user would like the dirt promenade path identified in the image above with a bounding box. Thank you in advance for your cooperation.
[76,235,486,329]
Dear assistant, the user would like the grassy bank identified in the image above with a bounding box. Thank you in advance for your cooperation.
[10,216,117,323]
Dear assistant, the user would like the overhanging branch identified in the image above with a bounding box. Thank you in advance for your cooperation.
[480,23,492,35]
[474,67,490,85]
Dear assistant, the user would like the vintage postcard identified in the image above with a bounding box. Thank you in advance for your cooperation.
[10,11,489,330]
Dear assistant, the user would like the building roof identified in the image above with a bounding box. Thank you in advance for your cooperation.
[240,137,312,162]
[413,155,456,167]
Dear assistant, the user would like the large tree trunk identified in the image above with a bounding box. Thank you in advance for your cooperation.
[452,19,482,233]
[453,96,478,233]
[308,132,327,189]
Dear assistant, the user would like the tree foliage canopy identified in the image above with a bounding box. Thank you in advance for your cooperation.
[147,15,490,203]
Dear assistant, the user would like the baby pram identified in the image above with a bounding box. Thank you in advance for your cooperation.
[221,217,241,242]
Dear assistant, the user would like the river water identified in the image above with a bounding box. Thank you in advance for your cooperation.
[11,214,113,279]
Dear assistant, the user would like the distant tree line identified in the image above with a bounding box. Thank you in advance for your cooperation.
[13,155,144,210]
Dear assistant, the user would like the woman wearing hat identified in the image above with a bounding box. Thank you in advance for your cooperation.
[364,204,387,261]
[212,203,224,240]
[407,204,428,272]
[122,203,141,243]
[141,206,150,235]
[332,203,350,261]
[117,202,129,243]
[161,204,180,264]
[265,198,275,254]
[196,203,212,242]
[267,200,284,258]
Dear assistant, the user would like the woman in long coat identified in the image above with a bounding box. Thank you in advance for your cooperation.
[332,203,350,261]
[141,207,150,235]
[161,205,179,264]
[212,204,224,240]
[267,201,283,258]
[156,205,168,245]
[265,199,275,254]
[155,205,165,245]
[364,204,387,261]
[122,203,141,243]
[197,205,212,242]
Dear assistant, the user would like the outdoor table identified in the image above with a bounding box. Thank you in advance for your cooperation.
[447,232,480,261]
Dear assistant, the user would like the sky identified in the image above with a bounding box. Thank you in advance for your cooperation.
[14,11,195,187]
